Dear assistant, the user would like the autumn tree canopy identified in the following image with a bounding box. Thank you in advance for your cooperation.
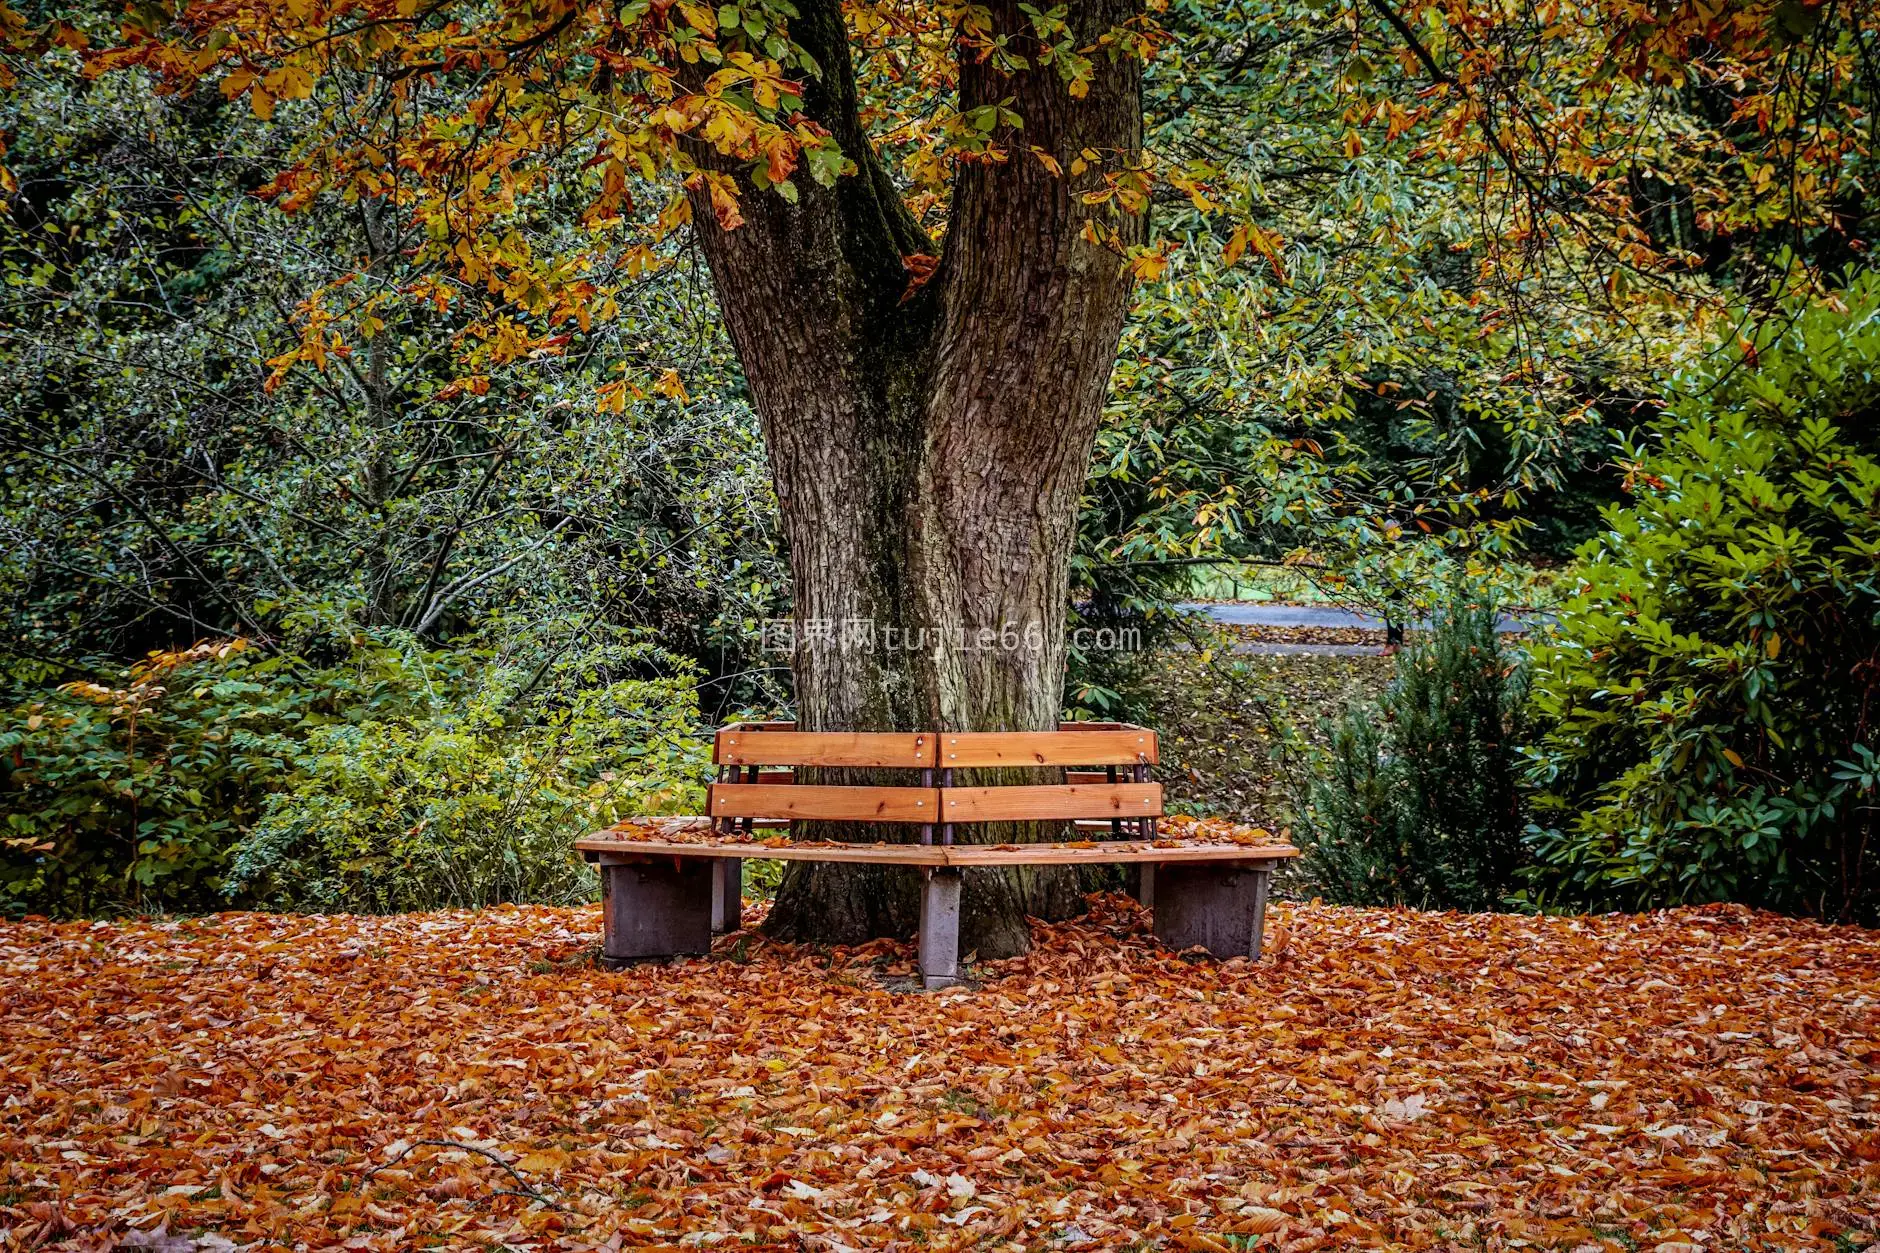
[3,0,1875,944]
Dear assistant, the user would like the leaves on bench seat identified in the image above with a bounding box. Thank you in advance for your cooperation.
[588,813,1283,849]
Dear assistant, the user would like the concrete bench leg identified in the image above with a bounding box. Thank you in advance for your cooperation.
[711,858,743,933]
[918,869,963,990]
[599,858,713,967]
[1152,860,1273,959]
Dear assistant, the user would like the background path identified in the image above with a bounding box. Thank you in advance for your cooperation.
[1177,602,1553,655]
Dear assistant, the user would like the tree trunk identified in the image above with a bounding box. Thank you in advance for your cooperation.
[683,0,1145,957]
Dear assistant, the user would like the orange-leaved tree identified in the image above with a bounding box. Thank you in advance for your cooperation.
[67,0,1155,952]
[23,0,1873,950]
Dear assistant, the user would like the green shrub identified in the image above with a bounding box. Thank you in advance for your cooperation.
[1292,592,1532,910]
[2,625,711,917]
[1,640,312,916]
[226,646,708,913]
[1520,278,1880,924]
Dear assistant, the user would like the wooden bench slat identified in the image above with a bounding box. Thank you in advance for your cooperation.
[715,730,934,767]
[939,782,1163,822]
[738,816,1147,830]
[580,838,951,864]
[708,783,938,822]
[748,769,1120,785]
[939,841,1296,865]
[934,730,1157,767]
[725,721,1146,734]
[713,725,1157,767]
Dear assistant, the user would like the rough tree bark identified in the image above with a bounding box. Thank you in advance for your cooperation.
[684,0,1145,957]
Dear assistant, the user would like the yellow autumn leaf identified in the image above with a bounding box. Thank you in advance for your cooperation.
[655,369,689,401]
[1222,223,1248,267]
[677,2,716,35]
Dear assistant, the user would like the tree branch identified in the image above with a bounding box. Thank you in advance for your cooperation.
[409,515,573,638]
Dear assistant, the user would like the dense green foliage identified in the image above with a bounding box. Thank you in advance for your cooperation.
[1,622,704,917]
[1293,594,1533,911]
[0,50,786,695]
[1522,280,1880,924]
[1,28,770,914]
[5,0,1879,920]
[227,642,705,914]
[3,639,304,913]
[1085,0,1709,625]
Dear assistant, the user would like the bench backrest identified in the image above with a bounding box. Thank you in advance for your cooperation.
[707,722,1161,831]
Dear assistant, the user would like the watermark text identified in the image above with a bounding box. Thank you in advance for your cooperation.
[757,618,1139,655]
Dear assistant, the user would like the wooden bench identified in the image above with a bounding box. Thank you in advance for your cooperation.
[576,722,1299,988]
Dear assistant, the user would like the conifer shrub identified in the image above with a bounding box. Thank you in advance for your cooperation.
[1293,592,1532,910]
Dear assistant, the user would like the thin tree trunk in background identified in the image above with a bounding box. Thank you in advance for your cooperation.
[684,0,1145,956]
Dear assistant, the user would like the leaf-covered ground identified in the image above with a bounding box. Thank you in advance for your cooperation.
[2,901,1876,1252]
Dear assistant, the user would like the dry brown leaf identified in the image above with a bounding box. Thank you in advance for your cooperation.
[1,899,1875,1250]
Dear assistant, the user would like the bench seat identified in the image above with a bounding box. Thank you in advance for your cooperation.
[575,826,1298,865]
[578,818,1299,987]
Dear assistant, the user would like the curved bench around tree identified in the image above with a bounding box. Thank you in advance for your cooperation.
[575,722,1299,988]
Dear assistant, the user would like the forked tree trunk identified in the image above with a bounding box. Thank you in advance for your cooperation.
[684,0,1144,957]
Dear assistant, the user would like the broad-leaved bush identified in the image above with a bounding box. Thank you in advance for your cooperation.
[3,627,709,917]
[2,640,306,915]
[1521,278,1880,924]
[227,649,706,914]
